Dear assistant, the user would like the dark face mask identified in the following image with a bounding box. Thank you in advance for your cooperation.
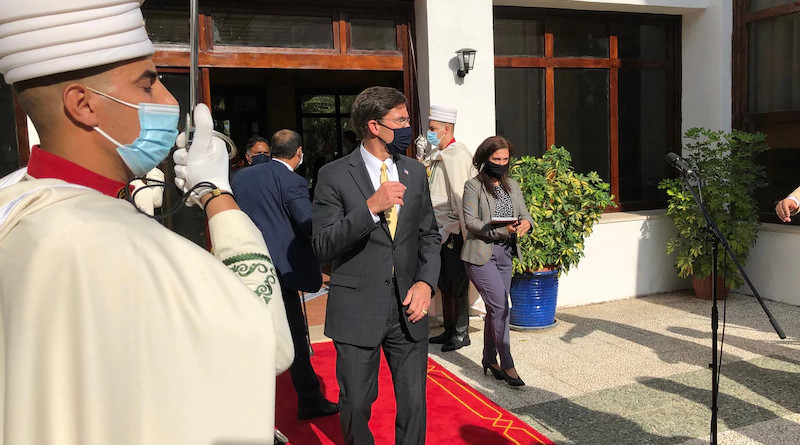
[483,160,509,179]
[250,153,270,165]
[379,124,413,157]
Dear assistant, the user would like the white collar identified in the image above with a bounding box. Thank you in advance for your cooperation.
[273,158,294,172]
[360,144,395,173]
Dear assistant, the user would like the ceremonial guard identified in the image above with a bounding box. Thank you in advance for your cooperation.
[0,1,293,443]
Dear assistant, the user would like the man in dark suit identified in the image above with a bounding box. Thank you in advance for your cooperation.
[312,87,441,445]
[232,129,338,420]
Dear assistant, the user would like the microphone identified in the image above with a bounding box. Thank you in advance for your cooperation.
[665,152,696,176]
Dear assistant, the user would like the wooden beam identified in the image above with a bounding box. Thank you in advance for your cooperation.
[545,33,555,150]
[745,2,800,23]
[336,13,347,54]
[495,56,622,69]
[609,35,620,208]
[732,0,748,129]
[153,50,403,71]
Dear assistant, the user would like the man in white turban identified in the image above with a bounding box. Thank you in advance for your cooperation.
[422,105,477,352]
[0,1,293,444]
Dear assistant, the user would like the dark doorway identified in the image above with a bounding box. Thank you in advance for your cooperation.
[208,68,403,187]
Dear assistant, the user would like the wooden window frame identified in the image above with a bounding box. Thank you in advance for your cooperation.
[732,0,800,129]
[732,0,800,222]
[149,2,409,71]
[494,7,681,211]
[343,13,404,56]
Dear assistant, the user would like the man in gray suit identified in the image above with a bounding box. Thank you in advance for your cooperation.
[312,86,441,445]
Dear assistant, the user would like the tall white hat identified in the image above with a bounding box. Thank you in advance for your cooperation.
[429,105,457,124]
[0,0,154,84]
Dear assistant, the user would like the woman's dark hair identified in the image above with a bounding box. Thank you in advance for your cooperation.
[473,135,516,198]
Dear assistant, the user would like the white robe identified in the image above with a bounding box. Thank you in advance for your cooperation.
[0,171,293,444]
[428,141,476,241]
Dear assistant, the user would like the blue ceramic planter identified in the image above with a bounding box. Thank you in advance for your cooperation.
[509,270,559,330]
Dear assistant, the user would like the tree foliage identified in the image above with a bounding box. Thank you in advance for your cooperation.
[658,128,768,288]
[509,146,615,275]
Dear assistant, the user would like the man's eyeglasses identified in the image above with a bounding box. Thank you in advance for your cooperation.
[379,117,411,126]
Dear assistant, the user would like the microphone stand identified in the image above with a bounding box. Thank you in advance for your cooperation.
[675,169,786,445]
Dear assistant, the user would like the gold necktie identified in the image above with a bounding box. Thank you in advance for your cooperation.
[380,163,397,238]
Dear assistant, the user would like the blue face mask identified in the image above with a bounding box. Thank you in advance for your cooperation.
[426,129,444,147]
[89,88,180,177]
[379,124,413,157]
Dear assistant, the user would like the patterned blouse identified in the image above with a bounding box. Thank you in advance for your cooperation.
[493,185,513,218]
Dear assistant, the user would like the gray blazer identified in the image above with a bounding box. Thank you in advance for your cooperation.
[461,176,533,266]
[312,150,441,348]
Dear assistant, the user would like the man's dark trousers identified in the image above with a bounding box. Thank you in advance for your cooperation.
[439,234,469,338]
[334,279,427,445]
[280,279,323,404]
[230,160,326,405]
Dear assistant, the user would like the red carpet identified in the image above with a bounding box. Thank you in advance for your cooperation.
[275,341,554,445]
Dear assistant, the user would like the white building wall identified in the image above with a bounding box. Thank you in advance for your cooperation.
[414,0,496,151]
[738,224,800,306]
[416,0,735,305]
[557,211,687,307]
[681,0,733,133]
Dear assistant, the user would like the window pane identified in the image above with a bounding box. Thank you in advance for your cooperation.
[618,69,669,203]
[143,10,190,45]
[748,13,800,113]
[303,117,337,188]
[494,19,544,56]
[339,94,358,114]
[554,69,610,181]
[750,0,794,12]
[617,24,668,59]
[213,14,333,49]
[494,68,545,158]
[351,19,397,51]
[301,95,335,114]
[0,81,18,178]
[549,19,608,58]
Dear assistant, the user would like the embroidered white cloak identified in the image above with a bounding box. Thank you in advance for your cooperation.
[0,173,293,444]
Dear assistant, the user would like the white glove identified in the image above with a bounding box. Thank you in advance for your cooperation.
[173,104,232,206]
[130,168,165,216]
[415,134,433,167]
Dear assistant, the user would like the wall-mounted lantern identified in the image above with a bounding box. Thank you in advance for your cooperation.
[455,48,477,77]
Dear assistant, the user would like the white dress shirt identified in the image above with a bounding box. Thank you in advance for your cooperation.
[360,144,400,222]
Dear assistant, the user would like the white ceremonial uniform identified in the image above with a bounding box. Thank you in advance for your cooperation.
[0,172,293,444]
[428,140,476,241]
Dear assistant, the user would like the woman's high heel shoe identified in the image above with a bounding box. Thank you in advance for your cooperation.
[481,361,505,381]
[501,370,525,387]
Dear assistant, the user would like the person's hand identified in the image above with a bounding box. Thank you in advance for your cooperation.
[402,281,432,323]
[367,181,406,215]
[515,220,531,236]
[776,198,798,223]
[173,104,231,206]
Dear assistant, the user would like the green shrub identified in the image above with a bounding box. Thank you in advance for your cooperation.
[510,146,615,275]
[658,128,768,288]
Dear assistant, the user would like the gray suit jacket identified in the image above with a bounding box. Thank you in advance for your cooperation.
[312,150,441,347]
[461,176,533,266]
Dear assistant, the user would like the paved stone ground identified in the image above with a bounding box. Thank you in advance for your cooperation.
[427,292,800,445]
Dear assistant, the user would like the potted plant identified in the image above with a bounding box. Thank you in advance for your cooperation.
[508,146,615,329]
[658,128,768,299]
